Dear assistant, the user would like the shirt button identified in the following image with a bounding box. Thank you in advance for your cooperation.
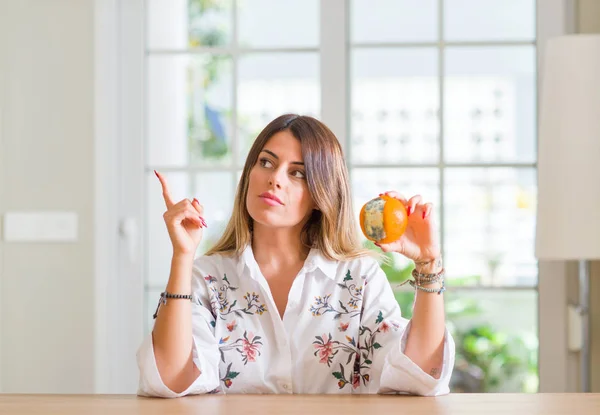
[282,384,289,390]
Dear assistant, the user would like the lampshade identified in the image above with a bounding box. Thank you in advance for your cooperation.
[535,34,600,260]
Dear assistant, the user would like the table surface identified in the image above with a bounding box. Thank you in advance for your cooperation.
[1,393,599,415]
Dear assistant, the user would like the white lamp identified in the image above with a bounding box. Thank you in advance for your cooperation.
[536,34,600,392]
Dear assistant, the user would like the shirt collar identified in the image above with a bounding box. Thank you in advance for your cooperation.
[236,245,338,280]
[303,248,338,280]
[236,244,255,277]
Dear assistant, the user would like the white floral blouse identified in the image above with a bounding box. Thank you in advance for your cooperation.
[136,245,455,397]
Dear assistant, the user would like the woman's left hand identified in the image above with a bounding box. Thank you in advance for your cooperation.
[375,191,441,263]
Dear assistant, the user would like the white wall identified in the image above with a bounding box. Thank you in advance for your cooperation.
[0,0,95,393]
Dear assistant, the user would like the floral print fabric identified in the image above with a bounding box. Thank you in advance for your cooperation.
[136,246,455,397]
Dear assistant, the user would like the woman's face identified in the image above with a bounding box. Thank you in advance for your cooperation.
[246,130,316,230]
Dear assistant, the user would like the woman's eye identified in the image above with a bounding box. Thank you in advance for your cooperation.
[259,158,273,168]
[291,170,306,179]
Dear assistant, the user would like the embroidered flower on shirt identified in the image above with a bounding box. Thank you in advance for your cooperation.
[333,361,371,391]
[333,363,349,388]
[240,332,262,364]
[309,270,363,318]
[226,319,238,332]
[220,330,263,364]
[255,303,267,315]
[206,274,267,320]
[352,372,361,389]
[313,333,338,365]
[204,274,268,390]
[220,362,240,389]
[218,331,264,388]
[314,309,400,390]
[338,321,349,332]
[313,334,355,367]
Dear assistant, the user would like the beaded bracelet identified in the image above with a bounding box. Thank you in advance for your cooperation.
[153,291,193,319]
[399,274,443,288]
[408,278,446,295]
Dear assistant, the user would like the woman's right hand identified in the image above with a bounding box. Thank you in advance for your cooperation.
[155,170,207,256]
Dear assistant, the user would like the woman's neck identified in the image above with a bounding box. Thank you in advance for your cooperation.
[251,223,310,270]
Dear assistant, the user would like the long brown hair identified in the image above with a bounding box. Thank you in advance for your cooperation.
[206,114,371,261]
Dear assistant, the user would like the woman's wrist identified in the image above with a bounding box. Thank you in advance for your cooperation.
[172,251,195,264]
[414,256,443,274]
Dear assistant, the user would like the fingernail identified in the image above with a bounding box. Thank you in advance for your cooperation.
[193,198,199,204]
[407,206,412,216]
[154,170,159,178]
[423,211,426,219]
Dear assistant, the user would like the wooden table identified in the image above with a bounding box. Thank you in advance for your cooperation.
[1,393,599,414]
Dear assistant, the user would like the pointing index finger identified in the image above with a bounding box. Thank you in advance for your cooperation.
[155,170,174,208]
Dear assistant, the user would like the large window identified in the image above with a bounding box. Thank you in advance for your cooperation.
[144,0,538,393]
[144,0,320,326]
[349,0,538,393]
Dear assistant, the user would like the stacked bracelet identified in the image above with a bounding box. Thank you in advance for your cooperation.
[153,291,193,319]
[400,265,446,295]
[408,278,446,295]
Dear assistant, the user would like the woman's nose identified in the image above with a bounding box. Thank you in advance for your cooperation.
[268,177,282,189]
[268,170,284,189]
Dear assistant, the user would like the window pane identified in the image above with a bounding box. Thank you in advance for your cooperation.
[237,53,320,164]
[351,0,438,43]
[147,55,233,167]
[448,289,538,393]
[395,288,538,392]
[444,0,535,42]
[351,48,439,165]
[444,46,536,163]
[238,0,319,48]
[352,168,440,267]
[146,171,234,288]
[147,0,233,49]
[444,168,537,287]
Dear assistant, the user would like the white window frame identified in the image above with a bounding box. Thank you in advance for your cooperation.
[94,0,573,393]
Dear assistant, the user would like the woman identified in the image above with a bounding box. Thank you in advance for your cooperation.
[137,114,454,397]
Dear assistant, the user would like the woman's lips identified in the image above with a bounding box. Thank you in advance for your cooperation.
[259,192,284,206]
[261,197,282,206]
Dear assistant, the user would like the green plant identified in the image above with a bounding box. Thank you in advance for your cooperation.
[454,324,538,393]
